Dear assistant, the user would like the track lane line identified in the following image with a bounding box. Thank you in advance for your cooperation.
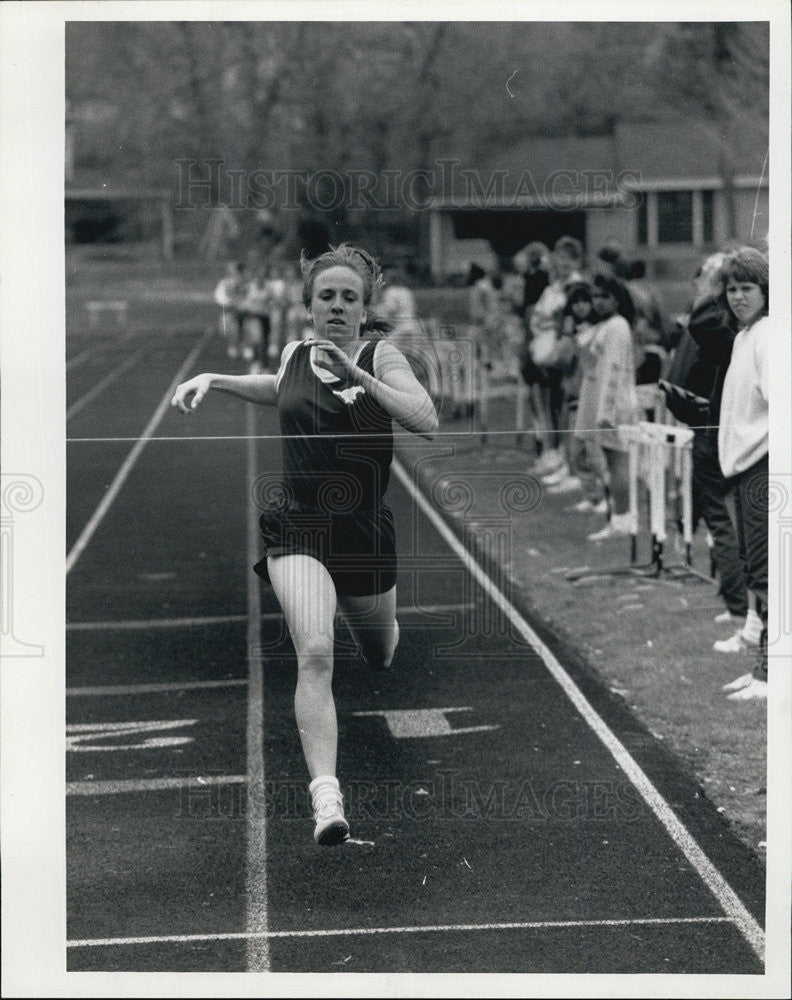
[66,346,94,371]
[67,915,734,949]
[66,328,213,575]
[65,602,472,632]
[244,402,269,972]
[391,455,766,963]
[67,775,246,796]
[66,679,248,697]
[66,347,147,421]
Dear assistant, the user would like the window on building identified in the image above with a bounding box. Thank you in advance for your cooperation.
[657,191,693,243]
[637,194,648,245]
[702,190,715,243]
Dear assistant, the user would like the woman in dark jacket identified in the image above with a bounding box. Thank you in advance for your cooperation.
[667,254,756,643]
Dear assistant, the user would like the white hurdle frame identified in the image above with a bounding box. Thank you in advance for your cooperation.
[624,420,696,576]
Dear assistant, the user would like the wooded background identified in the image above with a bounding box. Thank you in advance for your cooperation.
[65,21,769,263]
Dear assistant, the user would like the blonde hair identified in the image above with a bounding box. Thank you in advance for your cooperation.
[300,243,383,308]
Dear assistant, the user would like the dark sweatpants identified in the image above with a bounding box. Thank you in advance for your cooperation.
[730,454,769,680]
[692,431,748,617]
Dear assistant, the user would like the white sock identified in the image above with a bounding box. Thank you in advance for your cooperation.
[742,608,763,643]
[610,512,632,530]
[309,775,341,802]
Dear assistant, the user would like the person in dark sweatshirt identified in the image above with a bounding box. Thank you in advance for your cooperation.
[666,253,756,647]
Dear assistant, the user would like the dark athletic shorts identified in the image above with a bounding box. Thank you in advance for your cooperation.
[254,500,397,597]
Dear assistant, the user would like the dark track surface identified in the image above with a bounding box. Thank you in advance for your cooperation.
[66,330,765,975]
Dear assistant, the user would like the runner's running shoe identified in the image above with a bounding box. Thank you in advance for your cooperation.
[309,777,350,846]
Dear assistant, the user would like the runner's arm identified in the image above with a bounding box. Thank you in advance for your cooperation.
[367,341,439,438]
[171,372,278,414]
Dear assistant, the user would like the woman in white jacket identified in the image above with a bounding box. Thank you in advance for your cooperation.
[717,247,769,701]
[575,274,639,541]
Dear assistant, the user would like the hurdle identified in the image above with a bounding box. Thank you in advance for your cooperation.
[86,299,128,332]
[566,420,712,583]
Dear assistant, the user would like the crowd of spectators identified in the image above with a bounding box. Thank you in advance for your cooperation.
[462,236,770,702]
[213,260,308,370]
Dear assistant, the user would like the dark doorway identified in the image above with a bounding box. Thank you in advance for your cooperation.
[451,209,586,261]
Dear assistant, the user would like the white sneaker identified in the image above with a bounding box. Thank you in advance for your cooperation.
[742,607,763,645]
[714,610,739,624]
[713,629,759,654]
[722,671,754,693]
[546,475,582,495]
[540,464,571,486]
[565,498,594,513]
[588,513,632,542]
[309,777,350,846]
[592,498,609,515]
[532,450,563,476]
[727,678,767,701]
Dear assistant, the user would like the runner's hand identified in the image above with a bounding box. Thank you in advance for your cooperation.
[304,339,356,376]
[171,374,213,415]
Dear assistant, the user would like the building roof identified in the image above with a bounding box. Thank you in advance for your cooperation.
[429,118,768,209]
[65,187,170,201]
[614,119,768,182]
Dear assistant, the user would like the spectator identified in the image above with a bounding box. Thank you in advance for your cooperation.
[595,239,631,282]
[513,243,552,438]
[526,236,585,477]
[265,264,288,368]
[513,241,551,319]
[575,274,639,541]
[548,282,608,511]
[628,260,671,384]
[378,265,420,339]
[239,268,273,369]
[468,266,507,377]
[662,252,753,635]
[213,261,247,359]
[713,247,769,701]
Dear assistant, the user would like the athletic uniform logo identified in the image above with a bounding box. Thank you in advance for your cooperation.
[332,385,366,405]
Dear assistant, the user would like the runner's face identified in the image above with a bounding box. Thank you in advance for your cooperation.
[309,266,367,342]
[725,280,765,327]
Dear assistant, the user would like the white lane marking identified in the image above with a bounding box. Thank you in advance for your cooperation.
[67,613,250,630]
[66,718,196,752]
[67,679,247,697]
[353,707,498,738]
[67,774,245,796]
[66,328,212,575]
[391,456,766,963]
[66,346,94,371]
[66,347,146,421]
[67,915,734,948]
[244,402,269,972]
[65,602,473,631]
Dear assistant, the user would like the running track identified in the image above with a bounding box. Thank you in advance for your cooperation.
[65,328,766,974]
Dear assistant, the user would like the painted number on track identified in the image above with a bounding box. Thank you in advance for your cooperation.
[66,719,197,752]
[352,707,498,738]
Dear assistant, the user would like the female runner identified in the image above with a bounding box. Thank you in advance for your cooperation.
[172,244,438,844]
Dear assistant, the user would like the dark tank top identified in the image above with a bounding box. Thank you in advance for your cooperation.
[277,340,393,512]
